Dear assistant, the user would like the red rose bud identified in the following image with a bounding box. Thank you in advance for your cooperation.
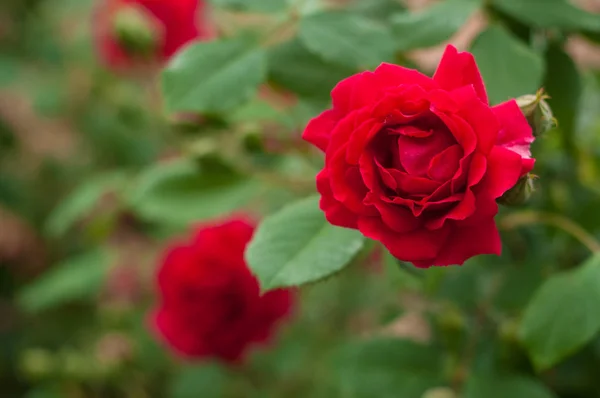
[302,45,536,267]
[150,216,294,363]
[112,5,159,57]
[516,90,556,137]
[95,0,216,70]
[498,173,536,206]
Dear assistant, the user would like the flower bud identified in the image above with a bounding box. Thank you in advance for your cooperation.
[498,174,536,206]
[516,90,556,137]
[113,5,159,57]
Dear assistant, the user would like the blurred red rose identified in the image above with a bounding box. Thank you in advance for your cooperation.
[303,45,535,268]
[150,216,294,363]
[94,0,215,70]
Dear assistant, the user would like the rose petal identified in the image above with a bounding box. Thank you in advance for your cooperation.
[397,128,456,177]
[428,144,463,182]
[389,169,440,196]
[452,85,499,154]
[371,85,429,123]
[363,196,421,233]
[303,109,339,152]
[329,155,375,215]
[493,100,535,176]
[331,71,381,114]
[433,45,489,105]
[425,190,476,230]
[316,169,359,229]
[389,125,433,138]
[374,63,437,92]
[358,217,449,262]
[346,119,382,165]
[475,145,523,199]
[374,158,398,191]
[326,110,367,161]
[433,110,476,157]
[431,218,501,266]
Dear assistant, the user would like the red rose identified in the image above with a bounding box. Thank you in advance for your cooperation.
[94,0,215,70]
[151,216,294,363]
[303,45,535,268]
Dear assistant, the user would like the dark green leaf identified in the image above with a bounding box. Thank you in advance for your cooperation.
[471,25,545,104]
[392,0,481,51]
[299,12,395,69]
[162,38,267,114]
[268,39,355,101]
[519,253,600,370]
[245,195,365,290]
[128,160,260,225]
[17,249,113,313]
[491,0,600,31]
[465,374,556,398]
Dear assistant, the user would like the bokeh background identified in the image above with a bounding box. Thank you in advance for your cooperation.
[2,0,600,397]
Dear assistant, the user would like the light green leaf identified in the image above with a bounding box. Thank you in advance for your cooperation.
[299,12,395,69]
[519,253,600,370]
[45,171,127,237]
[162,38,267,114]
[17,249,113,313]
[208,0,287,13]
[246,195,365,290]
[268,39,355,101]
[392,0,481,51]
[331,339,444,398]
[350,0,406,21]
[169,364,227,398]
[128,160,259,225]
[464,374,556,398]
[471,25,545,105]
[491,0,600,31]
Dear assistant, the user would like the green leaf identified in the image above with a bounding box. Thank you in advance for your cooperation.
[299,12,395,69]
[268,39,355,101]
[128,160,260,226]
[162,38,267,114]
[208,0,287,13]
[169,364,227,398]
[392,0,481,51]
[491,0,600,31]
[519,253,600,370]
[543,42,582,148]
[349,0,406,21]
[471,25,545,105]
[245,195,365,290]
[330,339,444,398]
[44,171,127,237]
[17,249,113,313]
[465,374,556,398]
[0,55,18,88]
